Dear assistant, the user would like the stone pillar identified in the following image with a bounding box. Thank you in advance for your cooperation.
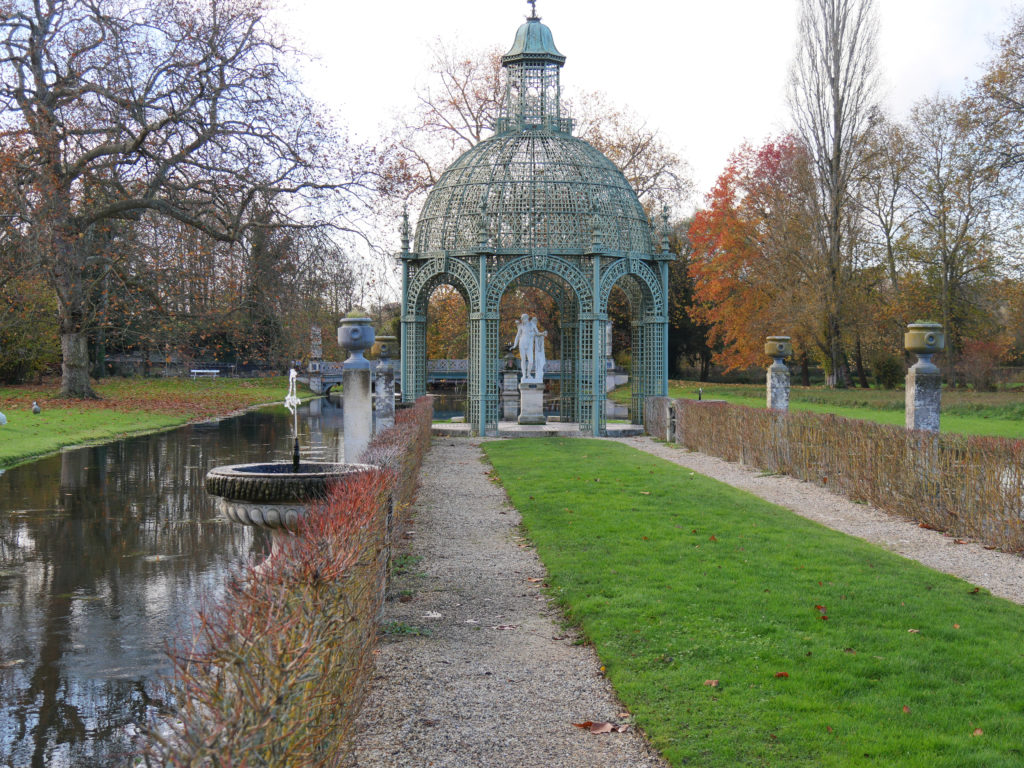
[338,315,375,461]
[904,322,944,432]
[765,336,792,411]
[375,336,397,432]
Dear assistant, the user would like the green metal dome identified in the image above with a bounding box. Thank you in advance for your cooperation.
[413,11,653,259]
[413,131,654,257]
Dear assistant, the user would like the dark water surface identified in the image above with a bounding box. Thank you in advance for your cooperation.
[0,398,343,767]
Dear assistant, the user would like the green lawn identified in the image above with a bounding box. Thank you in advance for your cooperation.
[0,375,291,467]
[609,381,1024,440]
[485,439,1024,768]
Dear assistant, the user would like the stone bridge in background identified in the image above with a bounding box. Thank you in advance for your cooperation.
[298,358,625,396]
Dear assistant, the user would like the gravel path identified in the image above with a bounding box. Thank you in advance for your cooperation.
[352,439,668,768]
[618,435,1024,605]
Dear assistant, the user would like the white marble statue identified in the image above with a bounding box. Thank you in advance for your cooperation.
[512,313,535,381]
[512,314,548,382]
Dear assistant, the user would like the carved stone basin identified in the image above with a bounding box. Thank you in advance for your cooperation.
[205,462,375,532]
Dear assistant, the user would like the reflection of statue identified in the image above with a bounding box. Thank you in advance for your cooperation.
[512,313,535,381]
[530,316,548,380]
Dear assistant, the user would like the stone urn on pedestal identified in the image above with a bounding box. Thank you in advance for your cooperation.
[765,336,792,411]
[374,335,398,432]
[205,361,377,571]
[338,314,376,460]
[904,322,944,432]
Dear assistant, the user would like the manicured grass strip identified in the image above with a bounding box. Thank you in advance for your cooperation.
[609,383,1024,440]
[0,376,291,467]
[484,438,1024,768]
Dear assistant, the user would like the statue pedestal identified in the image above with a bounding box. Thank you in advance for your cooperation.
[517,382,546,425]
[906,359,941,432]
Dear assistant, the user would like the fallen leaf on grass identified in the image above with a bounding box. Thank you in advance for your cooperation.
[972,728,984,737]
[639,491,651,495]
[774,672,789,678]
[902,705,910,713]
[907,628,920,634]
[526,577,543,583]
[969,587,980,594]
[703,679,719,687]
[572,721,629,734]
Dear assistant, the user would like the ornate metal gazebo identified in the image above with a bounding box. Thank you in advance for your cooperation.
[399,5,672,436]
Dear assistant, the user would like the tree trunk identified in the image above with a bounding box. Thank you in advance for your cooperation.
[699,351,711,382]
[800,353,811,386]
[59,331,97,399]
[854,334,869,388]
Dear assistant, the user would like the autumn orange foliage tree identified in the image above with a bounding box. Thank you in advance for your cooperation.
[688,136,818,371]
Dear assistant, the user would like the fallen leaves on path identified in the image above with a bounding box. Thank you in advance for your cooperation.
[572,721,630,734]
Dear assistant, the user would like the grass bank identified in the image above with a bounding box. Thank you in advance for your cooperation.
[485,438,1024,768]
[609,382,1024,440]
[0,376,291,467]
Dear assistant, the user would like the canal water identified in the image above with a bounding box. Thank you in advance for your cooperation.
[0,398,344,767]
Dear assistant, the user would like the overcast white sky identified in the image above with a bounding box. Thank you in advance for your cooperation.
[275,0,1016,211]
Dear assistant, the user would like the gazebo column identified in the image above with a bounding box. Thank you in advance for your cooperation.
[401,312,426,403]
[630,317,646,424]
[588,255,606,436]
[659,260,670,397]
[647,313,668,399]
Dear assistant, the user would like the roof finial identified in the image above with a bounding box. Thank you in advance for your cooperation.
[527,0,538,20]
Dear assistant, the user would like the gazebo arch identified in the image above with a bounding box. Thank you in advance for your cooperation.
[399,6,672,436]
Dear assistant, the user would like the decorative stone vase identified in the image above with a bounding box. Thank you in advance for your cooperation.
[205,461,375,569]
[375,335,397,360]
[904,322,944,357]
[764,336,792,360]
[338,315,375,355]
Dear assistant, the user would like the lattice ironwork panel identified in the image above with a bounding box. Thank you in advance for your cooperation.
[486,254,591,314]
[631,320,646,423]
[599,258,665,317]
[401,320,427,402]
[483,317,500,433]
[467,319,481,433]
[643,319,666,424]
[408,257,480,312]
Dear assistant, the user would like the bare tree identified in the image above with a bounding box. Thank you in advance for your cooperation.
[905,94,1011,358]
[0,0,377,397]
[859,115,915,293]
[788,0,879,386]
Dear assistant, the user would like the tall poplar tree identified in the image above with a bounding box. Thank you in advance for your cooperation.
[787,0,880,386]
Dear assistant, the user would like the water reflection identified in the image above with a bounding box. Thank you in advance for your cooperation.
[0,398,343,767]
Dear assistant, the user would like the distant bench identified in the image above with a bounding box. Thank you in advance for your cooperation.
[190,369,219,380]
